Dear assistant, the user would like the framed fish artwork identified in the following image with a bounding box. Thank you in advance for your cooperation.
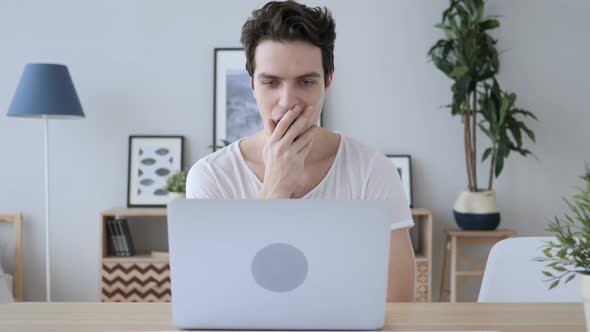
[127,135,184,207]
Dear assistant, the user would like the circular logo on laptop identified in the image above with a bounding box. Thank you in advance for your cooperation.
[251,243,308,292]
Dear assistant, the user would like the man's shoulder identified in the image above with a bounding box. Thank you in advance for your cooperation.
[187,141,244,183]
[194,141,240,167]
[339,133,382,162]
[186,141,244,198]
[337,134,397,180]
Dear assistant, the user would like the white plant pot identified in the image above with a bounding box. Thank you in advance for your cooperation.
[167,192,185,203]
[580,273,590,332]
[452,189,501,230]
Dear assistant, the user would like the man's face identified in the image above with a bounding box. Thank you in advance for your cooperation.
[251,39,332,133]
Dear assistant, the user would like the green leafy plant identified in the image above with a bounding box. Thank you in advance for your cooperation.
[535,164,590,289]
[428,0,537,191]
[165,169,188,194]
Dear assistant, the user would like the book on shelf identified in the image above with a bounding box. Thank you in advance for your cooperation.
[105,219,119,256]
[114,219,128,256]
[118,218,136,256]
[106,217,136,256]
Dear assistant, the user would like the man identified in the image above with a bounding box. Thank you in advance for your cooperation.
[187,0,416,302]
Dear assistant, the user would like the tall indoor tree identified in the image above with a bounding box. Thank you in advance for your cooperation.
[428,0,537,229]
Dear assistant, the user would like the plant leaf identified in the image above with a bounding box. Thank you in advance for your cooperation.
[499,96,510,124]
[480,19,500,31]
[481,147,493,162]
[494,153,504,177]
[449,65,469,78]
[522,125,536,143]
[543,247,553,259]
[478,123,491,138]
[434,23,446,30]
[510,123,523,147]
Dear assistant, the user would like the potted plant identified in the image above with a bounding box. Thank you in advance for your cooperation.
[428,0,537,230]
[536,164,590,329]
[166,169,188,202]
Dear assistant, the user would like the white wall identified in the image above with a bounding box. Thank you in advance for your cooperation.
[0,0,588,301]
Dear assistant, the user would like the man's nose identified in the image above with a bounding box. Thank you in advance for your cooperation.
[278,86,300,110]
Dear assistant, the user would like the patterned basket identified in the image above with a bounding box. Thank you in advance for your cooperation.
[102,262,171,302]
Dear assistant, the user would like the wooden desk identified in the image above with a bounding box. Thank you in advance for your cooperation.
[0,302,584,332]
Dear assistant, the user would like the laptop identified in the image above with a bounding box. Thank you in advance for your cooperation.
[167,199,393,330]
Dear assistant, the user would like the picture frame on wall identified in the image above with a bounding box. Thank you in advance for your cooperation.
[127,135,184,207]
[213,47,261,152]
[213,47,323,152]
[386,154,413,208]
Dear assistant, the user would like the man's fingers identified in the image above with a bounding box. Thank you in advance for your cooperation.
[270,105,303,143]
[293,125,318,152]
[298,137,313,156]
[265,118,276,137]
[282,106,314,144]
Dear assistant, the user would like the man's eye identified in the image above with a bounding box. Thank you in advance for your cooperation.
[263,81,277,87]
[301,80,315,87]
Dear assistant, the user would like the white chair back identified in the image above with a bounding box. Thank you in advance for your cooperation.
[478,236,581,302]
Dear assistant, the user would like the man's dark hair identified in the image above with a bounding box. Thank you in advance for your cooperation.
[240,0,336,87]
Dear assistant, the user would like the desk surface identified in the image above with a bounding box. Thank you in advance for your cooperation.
[0,302,584,332]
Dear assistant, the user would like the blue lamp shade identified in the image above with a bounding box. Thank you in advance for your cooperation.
[7,63,84,118]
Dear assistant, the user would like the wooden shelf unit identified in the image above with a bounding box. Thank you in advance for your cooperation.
[100,207,433,302]
[100,208,169,302]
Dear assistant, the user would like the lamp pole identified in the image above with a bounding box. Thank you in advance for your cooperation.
[44,116,51,301]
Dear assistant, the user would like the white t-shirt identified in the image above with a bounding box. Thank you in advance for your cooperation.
[186,132,414,231]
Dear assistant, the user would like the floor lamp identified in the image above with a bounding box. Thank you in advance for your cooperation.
[6,63,85,302]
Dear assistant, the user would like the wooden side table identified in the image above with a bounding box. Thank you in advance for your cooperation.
[439,229,516,302]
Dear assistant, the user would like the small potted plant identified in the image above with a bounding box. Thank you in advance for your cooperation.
[536,164,590,328]
[428,0,537,230]
[165,169,188,202]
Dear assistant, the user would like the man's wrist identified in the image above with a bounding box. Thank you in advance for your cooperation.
[257,186,292,199]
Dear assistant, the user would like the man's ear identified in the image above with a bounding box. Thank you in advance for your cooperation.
[325,72,334,91]
[250,77,255,91]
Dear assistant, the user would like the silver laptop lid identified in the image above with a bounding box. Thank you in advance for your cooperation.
[168,199,392,330]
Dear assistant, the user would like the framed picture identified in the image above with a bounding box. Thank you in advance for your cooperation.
[386,154,413,208]
[213,48,260,151]
[213,47,323,152]
[127,135,184,207]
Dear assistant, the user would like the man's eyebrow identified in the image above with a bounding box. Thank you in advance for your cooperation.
[296,72,321,79]
[257,73,280,79]
[257,72,322,79]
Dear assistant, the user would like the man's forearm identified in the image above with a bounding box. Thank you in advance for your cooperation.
[388,228,416,302]
[392,250,416,302]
